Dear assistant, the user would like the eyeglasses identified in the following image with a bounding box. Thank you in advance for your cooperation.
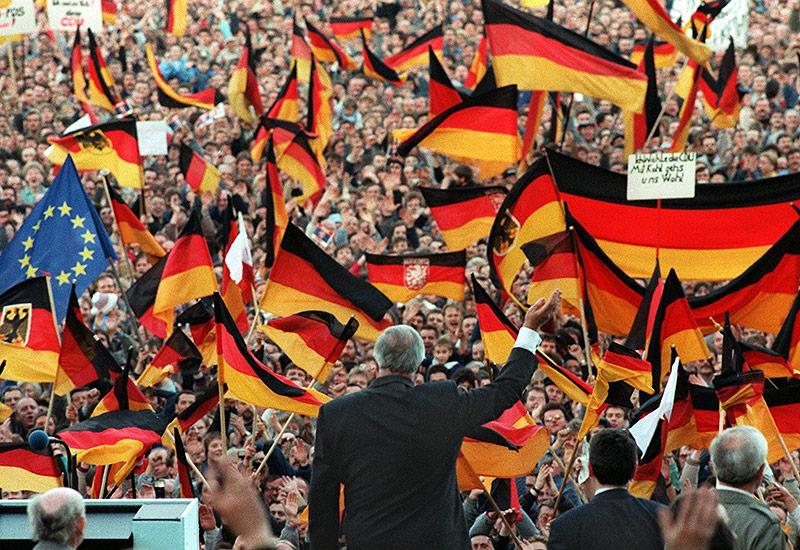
[544,414,563,423]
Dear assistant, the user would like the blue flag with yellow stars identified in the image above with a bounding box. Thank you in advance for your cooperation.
[0,156,117,322]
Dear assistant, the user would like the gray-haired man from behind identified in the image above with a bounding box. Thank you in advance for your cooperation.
[27,487,86,550]
[710,426,786,550]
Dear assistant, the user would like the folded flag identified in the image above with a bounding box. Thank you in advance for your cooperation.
[624,36,662,157]
[263,139,288,268]
[48,119,143,189]
[630,38,677,68]
[259,311,358,382]
[384,25,444,73]
[260,223,393,341]
[304,18,358,70]
[126,254,168,339]
[771,289,800,371]
[522,231,581,319]
[482,0,648,112]
[173,428,197,498]
[70,29,98,123]
[361,30,406,86]
[215,293,330,416]
[396,84,521,179]
[265,64,299,123]
[176,300,216,367]
[137,330,202,387]
[472,273,519,365]
[365,251,466,303]
[228,29,264,124]
[146,43,222,110]
[291,22,313,82]
[0,443,62,492]
[669,57,702,152]
[419,185,506,251]
[107,183,165,264]
[86,29,121,111]
[165,0,188,37]
[0,156,116,322]
[307,56,334,161]
[428,46,466,118]
[166,380,220,435]
[92,364,153,418]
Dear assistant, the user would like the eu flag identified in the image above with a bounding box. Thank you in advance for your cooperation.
[0,156,117,322]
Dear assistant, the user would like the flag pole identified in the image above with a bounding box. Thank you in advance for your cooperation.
[98,464,111,498]
[101,176,140,282]
[43,275,61,432]
[245,285,261,346]
[167,429,210,488]
[217,374,228,453]
[638,56,692,154]
[568,227,594,372]
[548,445,588,503]
[553,441,580,511]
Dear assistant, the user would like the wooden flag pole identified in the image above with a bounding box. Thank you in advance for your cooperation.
[548,445,588,504]
[167,430,210,488]
[98,465,111,499]
[777,431,800,482]
[554,443,580,512]
[218,374,228,453]
[43,275,61,432]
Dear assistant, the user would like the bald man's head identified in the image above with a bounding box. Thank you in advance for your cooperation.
[27,487,85,548]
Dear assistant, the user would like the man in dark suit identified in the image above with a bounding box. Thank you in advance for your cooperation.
[547,429,665,550]
[309,290,561,550]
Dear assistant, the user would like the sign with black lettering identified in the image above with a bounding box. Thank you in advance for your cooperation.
[0,0,35,36]
[627,152,696,200]
[48,0,102,32]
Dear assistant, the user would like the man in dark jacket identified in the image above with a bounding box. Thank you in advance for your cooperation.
[547,429,665,550]
[309,290,561,550]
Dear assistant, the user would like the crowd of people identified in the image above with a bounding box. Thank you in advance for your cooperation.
[2,0,800,548]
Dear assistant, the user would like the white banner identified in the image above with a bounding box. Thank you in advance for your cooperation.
[0,0,36,37]
[47,0,102,32]
[627,152,696,200]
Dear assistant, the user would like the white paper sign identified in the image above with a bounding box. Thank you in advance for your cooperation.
[136,121,169,156]
[48,0,102,32]
[0,0,36,36]
[627,152,696,201]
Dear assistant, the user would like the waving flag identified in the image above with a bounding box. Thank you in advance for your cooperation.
[86,29,121,111]
[176,300,216,367]
[107,184,165,264]
[266,64,299,122]
[304,18,358,70]
[228,30,264,124]
[419,186,506,251]
[291,22,313,82]
[126,255,168,339]
[137,330,202,387]
[263,138,288,268]
[465,35,488,90]
[428,47,465,117]
[630,39,677,68]
[329,16,372,40]
[178,144,221,194]
[366,251,466,302]
[0,443,62,492]
[624,37,662,156]
[384,25,444,73]
[361,31,406,86]
[165,0,188,36]
[146,44,222,110]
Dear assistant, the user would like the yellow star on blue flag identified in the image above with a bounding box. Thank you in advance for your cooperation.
[0,156,117,321]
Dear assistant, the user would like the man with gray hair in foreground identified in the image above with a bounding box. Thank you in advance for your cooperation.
[709,425,786,550]
[309,289,562,550]
[27,487,86,550]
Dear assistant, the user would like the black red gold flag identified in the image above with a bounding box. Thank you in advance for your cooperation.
[166,380,221,435]
[699,40,742,128]
[260,223,393,341]
[259,312,358,381]
[102,1,118,24]
[630,39,677,68]
[228,29,264,124]
[361,30,406,86]
[472,273,520,365]
[669,62,702,152]
[92,363,153,418]
[304,18,358,70]
[146,44,222,110]
[165,0,188,37]
[219,204,251,334]
[178,143,221,195]
[107,184,165,264]
[70,29,98,123]
[329,16,373,40]
[0,443,62,492]
[174,428,197,498]
[263,138,288,268]
[86,29,121,111]
[519,90,547,170]
[292,22,313,82]
[419,186,506,251]
[522,231,581,318]
[176,300,216,367]
[482,0,647,111]
[126,254,168,339]
[307,56,334,161]
[366,251,466,302]
[214,293,329,415]
[276,131,326,205]
[624,37,662,157]
[265,64,299,123]
[137,330,202,387]
[428,46,465,118]
[384,25,444,73]
[464,35,488,90]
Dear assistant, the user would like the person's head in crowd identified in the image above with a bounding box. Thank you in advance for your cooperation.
[2,386,23,408]
[433,336,455,366]
[27,487,86,549]
[543,379,566,404]
[427,308,445,333]
[175,390,196,415]
[442,302,462,337]
[710,425,768,491]
[15,397,39,433]
[346,366,373,393]
[542,402,568,435]
[471,339,484,362]
[475,369,491,387]
[471,533,494,550]
[284,363,309,387]
[452,369,476,391]
[524,386,547,416]
[204,432,226,466]
[374,325,425,377]
[427,364,450,382]
[603,405,629,429]
[539,333,557,356]
[588,428,638,487]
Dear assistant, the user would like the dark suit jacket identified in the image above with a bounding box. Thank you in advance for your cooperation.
[308,347,537,550]
[547,488,665,550]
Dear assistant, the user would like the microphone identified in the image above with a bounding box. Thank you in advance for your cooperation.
[28,429,51,451]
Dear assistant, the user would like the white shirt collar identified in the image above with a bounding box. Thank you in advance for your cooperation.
[594,485,628,496]
[715,482,756,498]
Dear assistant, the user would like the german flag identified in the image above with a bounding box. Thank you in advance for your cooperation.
[522,231,581,318]
[361,30,406,86]
[176,300,216,367]
[384,25,443,73]
[292,22,313,82]
[489,157,565,305]
[178,144,221,195]
[570,212,646,337]
[251,117,307,162]
[0,277,60,383]
[304,18,358,70]
[578,343,652,439]
[126,254,168,339]
[629,417,668,499]
[276,130,326,205]
[482,0,647,112]
[228,29,264,124]
[472,273,518,365]
[624,37,662,157]
[166,381,221,437]
[699,40,741,128]
[630,39,677,68]
[265,64,299,123]
[464,35,488,91]
[472,65,497,97]
[86,29,120,111]
[70,29,98,123]
[165,0,188,36]
[645,269,710,392]
[329,16,372,40]
[260,223,394,341]
[152,209,218,335]
[107,184,165,264]
[690,0,729,30]
[58,409,167,468]
[259,312,358,381]
[740,341,798,379]
[366,251,466,303]
[146,44,222,111]
[215,293,329,415]
[173,428,197,498]
[764,378,800,455]
[102,0,117,24]
[48,119,143,189]
[617,0,711,64]
[0,443,62,492]
[458,401,550,487]
[625,261,662,352]
[220,205,251,334]
[55,285,117,395]
[307,57,333,161]
[688,218,800,336]
[519,90,547,170]
[419,185,506,252]
[396,85,521,179]
[669,61,702,152]
[263,139,288,268]
[137,330,201,387]
[92,364,153,417]
[428,47,465,118]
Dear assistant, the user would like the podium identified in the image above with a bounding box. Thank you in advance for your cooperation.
[0,499,199,549]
